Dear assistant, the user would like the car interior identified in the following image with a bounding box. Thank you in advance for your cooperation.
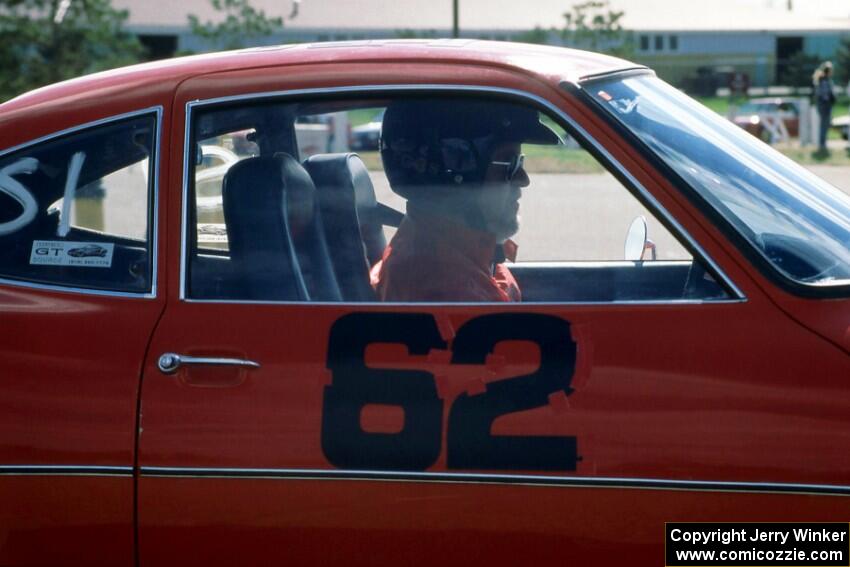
[186,96,731,303]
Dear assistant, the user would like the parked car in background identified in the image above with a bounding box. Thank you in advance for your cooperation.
[0,40,849,566]
[196,144,240,224]
[349,109,384,151]
[730,97,800,142]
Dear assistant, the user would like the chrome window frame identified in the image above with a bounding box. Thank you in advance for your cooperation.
[180,85,745,305]
[0,106,163,299]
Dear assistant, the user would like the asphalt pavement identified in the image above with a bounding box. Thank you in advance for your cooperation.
[95,159,850,264]
[806,165,850,194]
[372,164,850,263]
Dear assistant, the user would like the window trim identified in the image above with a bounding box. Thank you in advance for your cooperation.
[180,85,744,305]
[0,106,163,299]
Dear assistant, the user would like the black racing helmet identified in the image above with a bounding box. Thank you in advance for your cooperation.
[380,97,561,199]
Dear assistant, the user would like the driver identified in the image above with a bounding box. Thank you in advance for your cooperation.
[370,98,560,302]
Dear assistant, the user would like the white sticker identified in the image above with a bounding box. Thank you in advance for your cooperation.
[29,240,114,268]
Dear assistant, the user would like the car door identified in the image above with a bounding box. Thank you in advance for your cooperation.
[137,69,850,566]
[0,108,164,566]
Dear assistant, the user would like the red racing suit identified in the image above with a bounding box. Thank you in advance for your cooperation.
[370,210,521,302]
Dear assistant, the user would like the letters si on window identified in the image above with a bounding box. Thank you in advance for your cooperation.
[0,114,156,293]
[185,93,729,303]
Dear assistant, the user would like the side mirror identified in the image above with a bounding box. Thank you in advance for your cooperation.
[624,216,657,261]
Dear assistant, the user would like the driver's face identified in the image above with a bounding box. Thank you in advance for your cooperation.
[475,142,529,241]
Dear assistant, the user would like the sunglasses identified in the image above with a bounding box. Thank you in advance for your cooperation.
[490,153,525,182]
[438,138,525,183]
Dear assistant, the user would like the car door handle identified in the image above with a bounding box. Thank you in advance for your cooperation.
[157,353,261,374]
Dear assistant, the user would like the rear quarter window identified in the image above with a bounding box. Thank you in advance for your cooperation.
[0,111,158,294]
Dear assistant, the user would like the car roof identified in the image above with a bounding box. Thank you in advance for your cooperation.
[0,40,640,115]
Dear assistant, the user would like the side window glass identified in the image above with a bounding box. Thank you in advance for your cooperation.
[516,135,691,263]
[186,96,730,303]
[0,114,157,293]
[194,130,257,252]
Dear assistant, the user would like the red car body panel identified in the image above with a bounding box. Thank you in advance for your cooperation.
[137,302,850,563]
[139,481,844,566]
[0,286,163,563]
[0,476,133,566]
[0,41,848,565]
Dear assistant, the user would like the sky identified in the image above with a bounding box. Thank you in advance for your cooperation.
[118,0,850,31]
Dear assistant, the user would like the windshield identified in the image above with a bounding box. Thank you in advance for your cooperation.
[587,74,850,290]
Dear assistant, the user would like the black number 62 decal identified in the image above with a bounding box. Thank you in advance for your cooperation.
[321,312,577,472]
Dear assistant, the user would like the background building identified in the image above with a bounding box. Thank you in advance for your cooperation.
[115,0,850,88]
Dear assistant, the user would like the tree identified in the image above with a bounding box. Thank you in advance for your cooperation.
[779,51,820,94]
[513,27,551,45]
[0,0,143,102]
[394,29,439,40]
[560,1,634,57]
[188,0,284,51]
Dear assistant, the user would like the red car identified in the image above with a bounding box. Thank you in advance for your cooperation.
[1,41,849,566]
[731,97,801,142]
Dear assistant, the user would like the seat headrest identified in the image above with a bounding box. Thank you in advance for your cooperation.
[304,153,386,265]
[303,153,375,205]
[222,154,312,300]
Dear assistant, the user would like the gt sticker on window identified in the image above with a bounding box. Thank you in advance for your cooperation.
[29,240,114,268]
[321,312,579,472]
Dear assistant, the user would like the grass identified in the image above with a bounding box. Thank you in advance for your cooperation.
[357,151,383,171]
[774,145,850,166]
[694,95,850,119]
[695,95,850,144]
[356,146,604,174]
[348,108,382,127]
[357,141,850,173]
[523,144,605,173]
[694,96,734,115]
[349,98,850,171]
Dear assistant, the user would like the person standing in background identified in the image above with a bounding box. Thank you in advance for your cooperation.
[813,61,836,153]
